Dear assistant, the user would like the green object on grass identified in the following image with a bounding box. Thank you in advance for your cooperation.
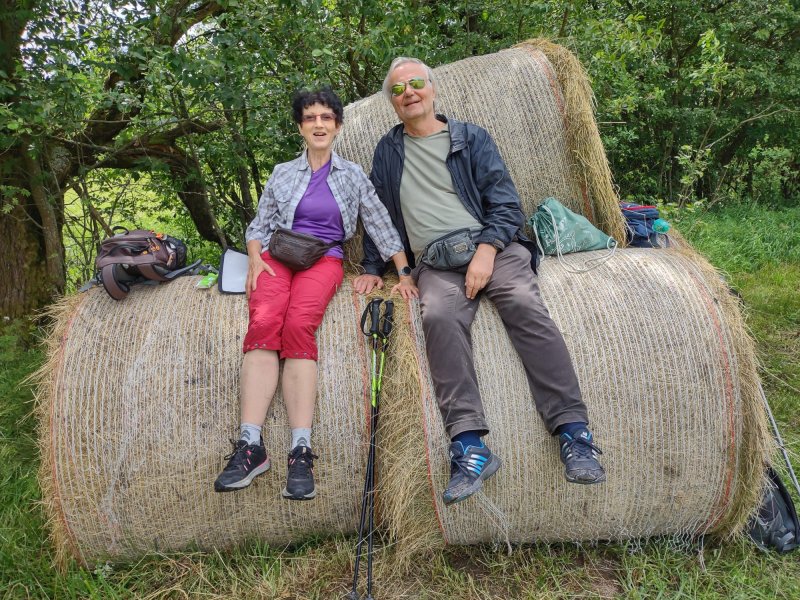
[528,197,616,256]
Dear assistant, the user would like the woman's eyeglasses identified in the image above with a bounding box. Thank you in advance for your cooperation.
[390,77,427,96]
[301,113,336,123]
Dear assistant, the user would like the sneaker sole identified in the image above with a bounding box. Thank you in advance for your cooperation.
[214,459,270,492]
[565,470,606,485]
[443,454,502,506]
[281,487,317,500]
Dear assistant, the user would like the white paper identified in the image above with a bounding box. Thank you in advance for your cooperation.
[218,248,248,294]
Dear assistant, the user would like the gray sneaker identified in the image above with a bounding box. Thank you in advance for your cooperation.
[442,442,502,505]
[559,429,606,484]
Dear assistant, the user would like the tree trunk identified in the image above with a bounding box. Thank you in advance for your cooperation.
[0,192,61,318]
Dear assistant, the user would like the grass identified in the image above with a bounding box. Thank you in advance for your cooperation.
[1,202,799,599]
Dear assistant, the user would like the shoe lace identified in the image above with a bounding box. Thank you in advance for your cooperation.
[450,447,481,479]
[223,439,249,466]
[564,436,603,460]
[288,447,318,476]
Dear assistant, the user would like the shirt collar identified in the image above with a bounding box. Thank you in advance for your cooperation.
[296,150,344,171]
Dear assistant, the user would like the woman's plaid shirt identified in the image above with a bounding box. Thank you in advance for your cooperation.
[245,150,404,261]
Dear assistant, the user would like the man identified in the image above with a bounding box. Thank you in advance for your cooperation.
[354,57,605,505]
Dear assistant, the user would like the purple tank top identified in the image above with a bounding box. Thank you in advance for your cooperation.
[292,160,345,259]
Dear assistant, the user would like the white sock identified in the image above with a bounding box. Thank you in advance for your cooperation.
[291,427,312,450]
[239,423,262,446]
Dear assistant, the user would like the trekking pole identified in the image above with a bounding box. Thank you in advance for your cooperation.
[350,298,383,600]
[365,300,393,600]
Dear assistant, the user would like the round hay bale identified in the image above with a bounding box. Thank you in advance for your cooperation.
[335,39,628,268]
[381,247,769,547]
[36,278,371,566]
[36,248,769,565]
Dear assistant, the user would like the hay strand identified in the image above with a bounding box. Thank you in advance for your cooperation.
[516,39,628,244]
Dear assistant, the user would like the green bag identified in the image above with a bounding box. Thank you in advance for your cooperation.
[528,197,616,256]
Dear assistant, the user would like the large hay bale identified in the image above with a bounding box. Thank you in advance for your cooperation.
[37,279,371,566]
[35,41,769,566]
[37,248,769,565]
[335,39,628,268]
[381,248,768,548]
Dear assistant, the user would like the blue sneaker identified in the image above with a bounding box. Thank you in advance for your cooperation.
[443,442,502,505]
[559,429,606,484]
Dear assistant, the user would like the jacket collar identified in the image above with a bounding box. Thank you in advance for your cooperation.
[387,114,467,153]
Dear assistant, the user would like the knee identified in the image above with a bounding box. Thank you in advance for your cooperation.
[421,301,452,331]
[282,316,315,341]
[247,306,274,336]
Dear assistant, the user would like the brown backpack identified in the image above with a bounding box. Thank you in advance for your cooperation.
[95,227,199,300]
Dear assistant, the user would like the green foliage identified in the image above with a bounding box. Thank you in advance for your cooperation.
[671,203,800,273]
[4,0,799,304]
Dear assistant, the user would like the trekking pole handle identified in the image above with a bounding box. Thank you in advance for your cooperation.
[369,298,382,336]
[361,298,383,337]
[381,300,394,338]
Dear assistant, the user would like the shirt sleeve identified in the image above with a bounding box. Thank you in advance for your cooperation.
[356,167,404,263]
[245,172,279,245]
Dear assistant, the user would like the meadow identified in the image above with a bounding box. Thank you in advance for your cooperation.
[1,202,798,599]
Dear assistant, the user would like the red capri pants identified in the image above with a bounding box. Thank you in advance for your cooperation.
[242,251,344,361]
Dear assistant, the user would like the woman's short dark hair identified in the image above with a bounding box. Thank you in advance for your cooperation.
[291,87,344,125]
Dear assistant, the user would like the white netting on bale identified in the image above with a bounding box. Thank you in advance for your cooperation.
[391,248,768,546]
[37,249,768,565]
[36,40,769,566]
[38,278,371,565]
[335,40,628,268]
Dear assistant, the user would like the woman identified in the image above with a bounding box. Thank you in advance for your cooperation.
[214,87,417,499]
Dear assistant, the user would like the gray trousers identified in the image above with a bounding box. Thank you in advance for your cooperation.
[415,242,588,439]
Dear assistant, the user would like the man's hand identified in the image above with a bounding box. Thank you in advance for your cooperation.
[391,276,419,300]
[353,274,384,295]
[465,244,497,299]
[246,255,275,299]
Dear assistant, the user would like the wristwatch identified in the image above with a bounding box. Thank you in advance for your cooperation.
[398,266,412,277]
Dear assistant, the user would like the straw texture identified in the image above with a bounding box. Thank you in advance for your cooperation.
[399,247,768,545]
[35,41,768,565]
[335,41,628,267]
[36,246,768,565]
[36,278,371,566]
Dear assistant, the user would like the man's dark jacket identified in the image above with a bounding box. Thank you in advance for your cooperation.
[361,115,539,276]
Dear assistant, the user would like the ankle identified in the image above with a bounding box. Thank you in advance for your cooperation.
[452,430,484,451]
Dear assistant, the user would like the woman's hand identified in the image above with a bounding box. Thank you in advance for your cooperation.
[246,254,275,298]
[391,276,419,300]
[353,274,384,295]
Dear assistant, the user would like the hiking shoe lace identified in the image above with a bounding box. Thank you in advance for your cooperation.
[442,442,502,505]
[559,430,606,484]
[282,445,319,500]
[214,438,270,492]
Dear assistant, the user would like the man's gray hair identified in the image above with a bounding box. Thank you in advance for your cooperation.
[382,57,436,101]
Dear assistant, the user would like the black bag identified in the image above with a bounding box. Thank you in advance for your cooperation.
[268,228,341,271]
[748,466,799,553]
[420,228,477,270]
[95,227,199,300]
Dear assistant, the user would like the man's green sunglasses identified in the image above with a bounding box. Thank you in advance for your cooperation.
[390,77,428,96]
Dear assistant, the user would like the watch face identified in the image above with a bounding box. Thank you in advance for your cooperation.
[399,266,412,276]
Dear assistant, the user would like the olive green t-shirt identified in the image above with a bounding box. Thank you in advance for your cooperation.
[400,126,482,259]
